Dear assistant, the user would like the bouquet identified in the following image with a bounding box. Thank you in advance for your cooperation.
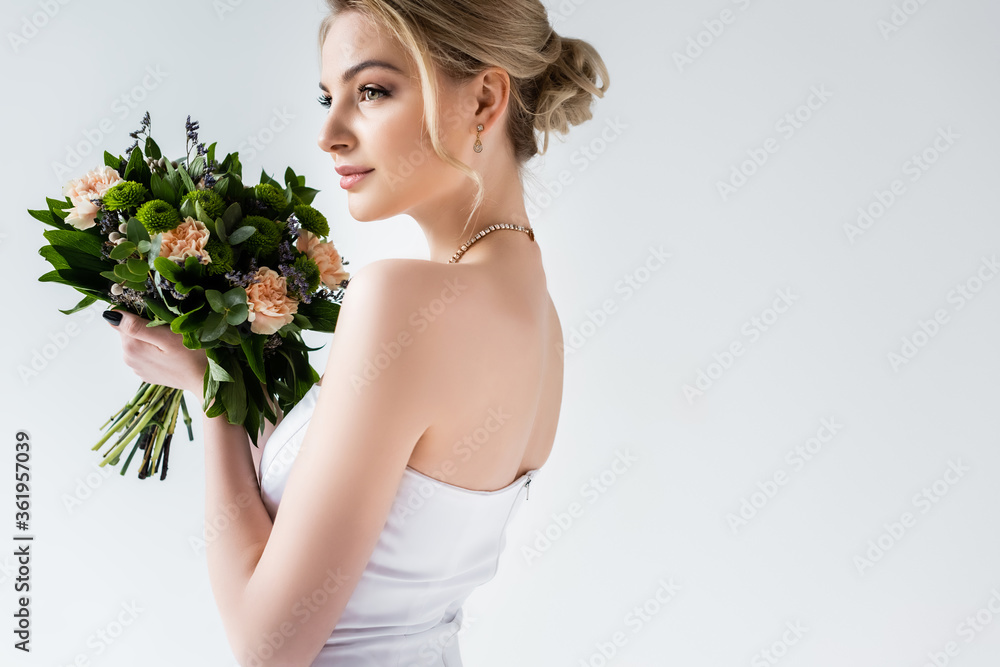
[31,112,351,480]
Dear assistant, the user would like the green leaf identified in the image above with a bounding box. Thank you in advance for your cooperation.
[259,169,281,188]
[220,363,247,425]
[297,298,341,333]
[189,156,205,182]
[110,242,136,260]
[179,197,196,219]
[137,240,151,254]
[284,167,297,188]
[42,229,104,257]
[219,328,242,346]
[126,258,148,277]
[226,303,248,325]
[241,334,266,383]
[207,142,217,166]
[145,137,161,161]
[125,280,148,291]
[126,217,150,244]
[144,298,175,323]
[193,200,212,226]
[114,263,145,282]
[149,172,177,206]
[227,225,256,245]
[38,269,107,292]
[123,145,146,182]
[27,208,56,226]
[38,245,111,275]
[177,167,197,195]
[205,289,225,312]
[200,312,228,341]
[220,286,245,308]
[213,218,228,242]
[291,186,320,206]
[153,256,183,282]
[169,303,205,335]
[206,354,234,383]
[221,202,242,232]
[46,196,71,218]
[104,151,123,170]
[99,270,119,282]
[59,294,98,315]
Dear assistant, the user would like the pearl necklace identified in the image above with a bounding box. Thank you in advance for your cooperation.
[449,223,535,264]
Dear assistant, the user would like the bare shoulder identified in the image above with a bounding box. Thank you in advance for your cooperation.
[338,258,471,327]
[333,257,473,364]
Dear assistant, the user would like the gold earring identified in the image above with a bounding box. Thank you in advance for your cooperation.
[473,124,484,153]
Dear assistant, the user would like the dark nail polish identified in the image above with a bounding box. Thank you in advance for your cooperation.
[103,310,122,326]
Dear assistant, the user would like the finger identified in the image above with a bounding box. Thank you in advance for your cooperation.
[105,309,172,351]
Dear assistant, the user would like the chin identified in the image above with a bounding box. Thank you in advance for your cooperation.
[346,196,397,223]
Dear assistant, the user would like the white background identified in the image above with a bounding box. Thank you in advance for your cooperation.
[2,0,1000,665]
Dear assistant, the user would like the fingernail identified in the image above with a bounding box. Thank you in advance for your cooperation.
[103,310,122,326]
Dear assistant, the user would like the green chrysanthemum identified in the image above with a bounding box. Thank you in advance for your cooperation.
[204,237,234,276]
[253,183,287,211]
[240,215,282,257]
[102,181,149,211]
[136,199,181,234]
[293,204,329,238]
[290,254,321,297]
[181,188,226,218]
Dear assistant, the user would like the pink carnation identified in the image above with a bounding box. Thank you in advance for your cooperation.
[246,267,298,335]
[295,229,350,289]
[62,165,123,230]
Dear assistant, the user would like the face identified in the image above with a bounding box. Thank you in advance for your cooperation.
[316,11,478,222]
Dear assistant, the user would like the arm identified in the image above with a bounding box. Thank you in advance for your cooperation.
[206,261,440,666]
[106,260,440,666]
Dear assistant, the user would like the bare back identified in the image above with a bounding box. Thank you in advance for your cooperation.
[405,241,563,492]
[254,240,563,493]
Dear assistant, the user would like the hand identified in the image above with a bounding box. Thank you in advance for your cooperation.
[104,308,208,398]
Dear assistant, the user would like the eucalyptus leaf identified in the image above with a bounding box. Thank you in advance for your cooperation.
[227,225,256,245]
[225,302,248,325]
[110,242,136,260]
[126,217,150,244]
[222,286,247,308]
[221,202,242,232]
[153,256,182,282]
[126,258,149,277]
[200,312,228,341]
[213,218,228,242]
[205,289,226,313]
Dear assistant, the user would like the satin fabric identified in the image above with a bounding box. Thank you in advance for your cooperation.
[257,383,537,666]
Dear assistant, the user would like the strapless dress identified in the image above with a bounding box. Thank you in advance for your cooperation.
[257,382,538,666]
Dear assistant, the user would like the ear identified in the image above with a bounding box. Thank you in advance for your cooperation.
[471,66,510,135]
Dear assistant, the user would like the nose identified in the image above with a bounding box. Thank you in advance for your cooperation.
[317,106,353,156]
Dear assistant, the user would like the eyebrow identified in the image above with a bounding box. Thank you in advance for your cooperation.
[319,59,406,92]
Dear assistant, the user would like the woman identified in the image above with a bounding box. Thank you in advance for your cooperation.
[104,1,608,664]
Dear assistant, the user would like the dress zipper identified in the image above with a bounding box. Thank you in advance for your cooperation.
[525,477,531,500]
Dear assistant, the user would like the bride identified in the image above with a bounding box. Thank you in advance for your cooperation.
[104,0,607,664]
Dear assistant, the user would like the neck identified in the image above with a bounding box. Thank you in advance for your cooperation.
[407,156,533,264]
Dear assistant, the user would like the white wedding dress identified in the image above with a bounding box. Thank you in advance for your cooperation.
[257,382,539,666]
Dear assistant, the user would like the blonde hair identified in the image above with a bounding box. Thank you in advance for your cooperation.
[318,0,609,238]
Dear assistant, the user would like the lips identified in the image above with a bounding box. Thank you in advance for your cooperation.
[334,165,374,176]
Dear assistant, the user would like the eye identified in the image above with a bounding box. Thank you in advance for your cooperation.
[358,84,389,102]
[317,94,332,109]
